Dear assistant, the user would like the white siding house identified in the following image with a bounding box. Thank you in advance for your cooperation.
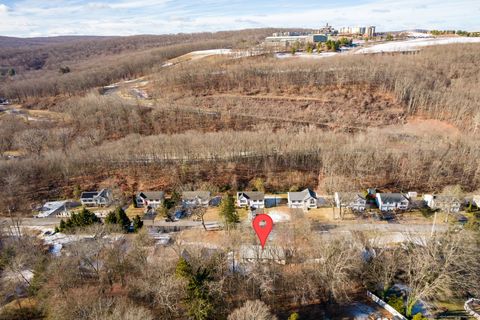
[288,188,317,209]
[80,189,113,207]
[334,192,367,211]
[182,191,211,208]
[376,193,409,211]
[237,192,265,209]
[423,194,461,213]
[136,191,165,209]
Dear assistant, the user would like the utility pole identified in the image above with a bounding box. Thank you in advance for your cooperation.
[431,211,437,237]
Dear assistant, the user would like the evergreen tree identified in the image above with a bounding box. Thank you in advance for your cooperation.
[132,215,143,232]
[57,208,100,232]
[219,194,239,229]
[105,207,131,232]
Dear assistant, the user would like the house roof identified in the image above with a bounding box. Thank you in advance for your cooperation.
[336,192,366,202]
[80,191,99,199]
[240,245,285,261]
[182,191,211,201]
[238,192,265,201]
[433,195,461,203]
[289,188,317,201]
[137,191,165,200]
[377,193,408,203]
[98,189,110,198]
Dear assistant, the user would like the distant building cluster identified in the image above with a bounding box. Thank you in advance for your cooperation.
[265,23,376,48]
[339,26,376,37]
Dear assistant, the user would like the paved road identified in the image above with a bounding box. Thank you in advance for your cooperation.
[1,217,447,234]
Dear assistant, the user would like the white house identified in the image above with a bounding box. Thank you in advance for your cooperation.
[182,191,211,208]
[35,201,78,218]
[334,192,367,211]
[237,192,265,209]
[136,191,165,209]
[288,188,317,209]
[80,189,113,207]
[376,193,409,211]
[423,194,461,213]
[240,245,286,265]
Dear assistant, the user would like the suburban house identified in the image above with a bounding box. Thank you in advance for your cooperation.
[334,192,367,211]
[375,193,409,211]
[35,201,79,218]
[288,188,318,209]
[423,194,462,213]
[80,189,113,207]
[182,191,211,208]
[237,192,265,209]
[240,245,286,265]
[136,191,165,209]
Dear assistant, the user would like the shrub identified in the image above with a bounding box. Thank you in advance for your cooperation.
[387,295,405,315]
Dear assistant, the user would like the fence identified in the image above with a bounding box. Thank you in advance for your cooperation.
[366,291,408,320]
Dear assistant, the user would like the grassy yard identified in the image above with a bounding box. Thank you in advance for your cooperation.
[431,299,473,319]
[125,204,145,219]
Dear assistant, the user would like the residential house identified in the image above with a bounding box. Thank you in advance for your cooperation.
[423,194,461,213]
[288,188,317,209]
[35,201,79,218]
[375,193,409,211]
[80,189,113,207]
[182,191,211,208]
[240,245,286,265]
[237,192,265,209]
[334,192,367,211]
[136,191,165,209]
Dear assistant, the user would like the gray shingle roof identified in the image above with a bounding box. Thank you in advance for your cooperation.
[289,188,317,201]
[138,191,165,201]
[182,191,211,201]
[238,192,265,201]
[378,193,408,203]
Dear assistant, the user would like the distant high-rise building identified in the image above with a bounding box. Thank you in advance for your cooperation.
[366,26,376,37]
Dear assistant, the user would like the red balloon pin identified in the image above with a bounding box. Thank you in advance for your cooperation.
[252,214,274,249]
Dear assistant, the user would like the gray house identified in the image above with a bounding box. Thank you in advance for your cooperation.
[376,193,409,211]
[182,191,211,208]
[136,191,165,209]
[288,188,317,209]
[334,192,367,211]
[237,192,265,209]
[423,194,461,213]
[80,189,113,207]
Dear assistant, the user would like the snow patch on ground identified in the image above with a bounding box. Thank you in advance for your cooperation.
[267,210,291,223]
[276,52,338,59]
[190,49,232,56]
[355,37,480,54]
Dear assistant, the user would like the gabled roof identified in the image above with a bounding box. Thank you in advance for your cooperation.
[335,192,366,202]
[98,189,111,198]
[377,193,408,203]
[137,191,165,200]
[289,188,317,201]
[182,191,211,201]
[433,195,461,203]
[80,191,99,199]
[238,191,265,201]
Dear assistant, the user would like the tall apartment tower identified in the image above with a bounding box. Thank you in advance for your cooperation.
[366,26,376,37]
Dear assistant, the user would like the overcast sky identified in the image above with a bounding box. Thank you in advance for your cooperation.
[0,0,479,37]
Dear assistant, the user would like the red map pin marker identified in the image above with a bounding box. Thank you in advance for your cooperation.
[252,214,273,249]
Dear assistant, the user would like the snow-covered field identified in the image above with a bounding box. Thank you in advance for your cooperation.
[355,37,480,54]
[276,52,338,59]
[267,210,291,223]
